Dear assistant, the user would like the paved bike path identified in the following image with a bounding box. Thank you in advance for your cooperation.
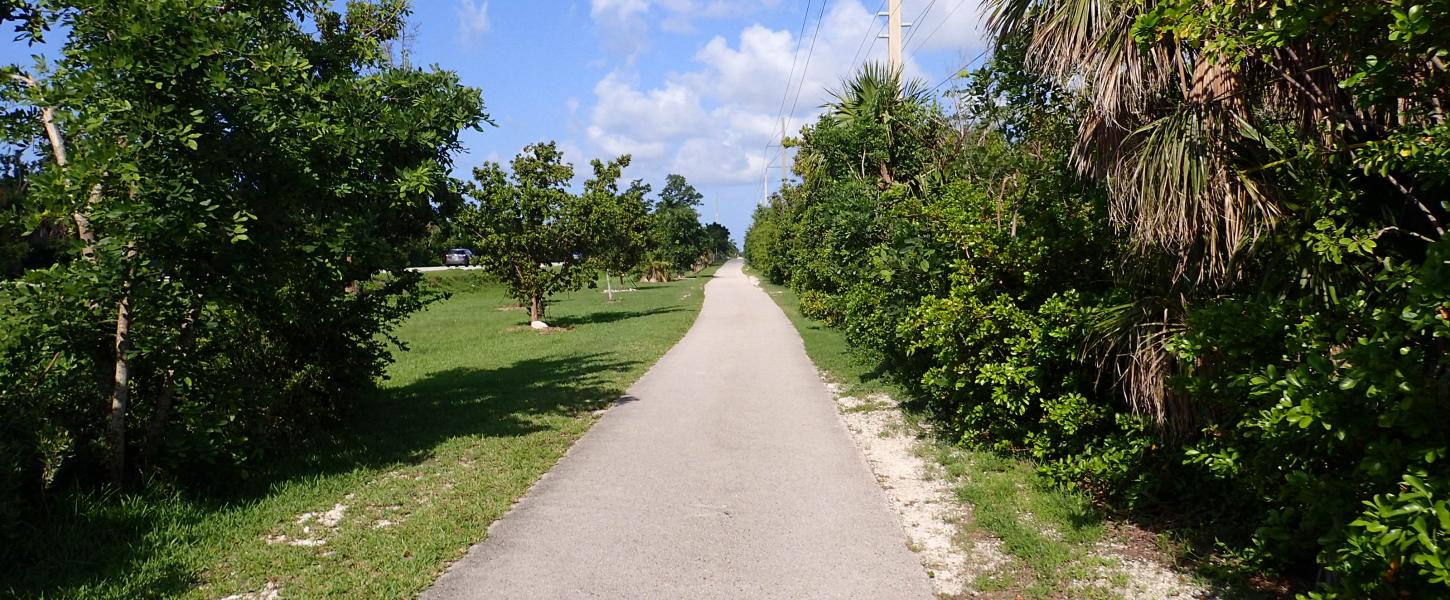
[424,260,932,599]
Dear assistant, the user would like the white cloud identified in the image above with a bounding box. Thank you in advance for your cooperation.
[589,0,782,57]
[901,0,986,52]
[455,0,491,45]
[578,0,987,187]
[590,0,653,58]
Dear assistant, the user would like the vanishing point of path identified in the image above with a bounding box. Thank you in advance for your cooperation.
[424,260,934,599]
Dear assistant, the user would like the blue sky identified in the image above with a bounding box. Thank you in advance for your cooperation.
[3,1,991,244]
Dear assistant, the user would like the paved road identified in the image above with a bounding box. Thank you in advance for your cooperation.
[407,265,484,273]
[424,260,933,599]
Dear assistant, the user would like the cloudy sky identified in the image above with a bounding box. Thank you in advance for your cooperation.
[421,0,991,243]
[3,1,991,244]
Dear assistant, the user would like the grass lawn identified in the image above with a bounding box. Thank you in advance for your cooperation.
[10,268,716,599]
[746,266,1119,599]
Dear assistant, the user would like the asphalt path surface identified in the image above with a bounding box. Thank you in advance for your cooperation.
[423,260,933,599]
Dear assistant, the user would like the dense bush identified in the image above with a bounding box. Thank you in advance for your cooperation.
[747,4,1450,592]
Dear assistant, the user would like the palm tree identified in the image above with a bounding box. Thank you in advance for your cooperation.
[984,0,1445,276]
[980,0,1450,431]
[819,61,932,187]
[984,0,1280,282]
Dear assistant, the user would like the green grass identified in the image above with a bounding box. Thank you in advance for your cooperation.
[931,446,1115,598]
[748,266,1116,599]
[11,269,716,599]
[747,271,898,398]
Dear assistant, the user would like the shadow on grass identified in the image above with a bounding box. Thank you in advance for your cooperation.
[550,306,685,328]
[6,352,640,599]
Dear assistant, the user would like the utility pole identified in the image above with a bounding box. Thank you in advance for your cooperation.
[761,159,770,206]
[878,0,910,73]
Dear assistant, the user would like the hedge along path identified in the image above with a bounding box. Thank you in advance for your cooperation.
[425,260,934,599]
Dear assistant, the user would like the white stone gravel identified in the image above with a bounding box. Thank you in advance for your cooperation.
[827,384,1007,597]
[826,381,1217,599]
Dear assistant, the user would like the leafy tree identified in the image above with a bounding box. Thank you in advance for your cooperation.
[748,3,1450,596]
[583,156,650,300]
[703,222,735,262]
[647,173,708,275]
[0,0,487,521]
[461,142,605,323]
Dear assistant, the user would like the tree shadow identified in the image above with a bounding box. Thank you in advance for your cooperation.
[7,352,642,599]
[549,306,685,328]
[1107,503,1302,598]
[294,353,639,474]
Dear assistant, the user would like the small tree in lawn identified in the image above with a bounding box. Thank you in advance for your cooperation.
[582,156,649,301]
[462,142,596,324]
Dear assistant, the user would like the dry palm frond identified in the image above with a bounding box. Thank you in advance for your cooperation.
[1087,296,1196,434]
[983,0,1283,429]
[1110,105,1280,281]
[985,0,1277,281]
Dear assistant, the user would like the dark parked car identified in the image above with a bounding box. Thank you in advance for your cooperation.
[443,248,475,267]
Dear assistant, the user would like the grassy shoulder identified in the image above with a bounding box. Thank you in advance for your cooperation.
[13,268,717,599]
[748,267,1150,599]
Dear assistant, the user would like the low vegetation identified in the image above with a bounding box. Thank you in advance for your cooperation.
[4,269,715,598]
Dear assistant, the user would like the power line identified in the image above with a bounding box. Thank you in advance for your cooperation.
[762,0,815,203]
[863,21,883,65]
[773,0,814,132]
[767,0,830,177]
[848,0,888,71]
[929,45,991,94]
[902,0,938,48]
[786,0,829,138]
[907,0,967,56]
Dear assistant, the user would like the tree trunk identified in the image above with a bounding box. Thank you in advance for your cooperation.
[605,269,615,302]
[530,293,543,323]
[12,73,101,255]
[344,255,360,294]
[143,294,202,472]
[108,286,134,486]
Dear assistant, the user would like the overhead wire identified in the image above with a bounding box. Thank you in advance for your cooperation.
[901,0,939,48]
[786,0,829,134]
[848,0,888,70]
[761,0,816,197]
[768,0,831,172]
[907,0,967,56]
[929,45,991,94]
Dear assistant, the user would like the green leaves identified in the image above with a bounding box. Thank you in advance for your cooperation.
[0,0,489,519]
[461,141,620,319]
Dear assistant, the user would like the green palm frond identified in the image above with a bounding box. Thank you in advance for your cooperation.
[826,61,929,123]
